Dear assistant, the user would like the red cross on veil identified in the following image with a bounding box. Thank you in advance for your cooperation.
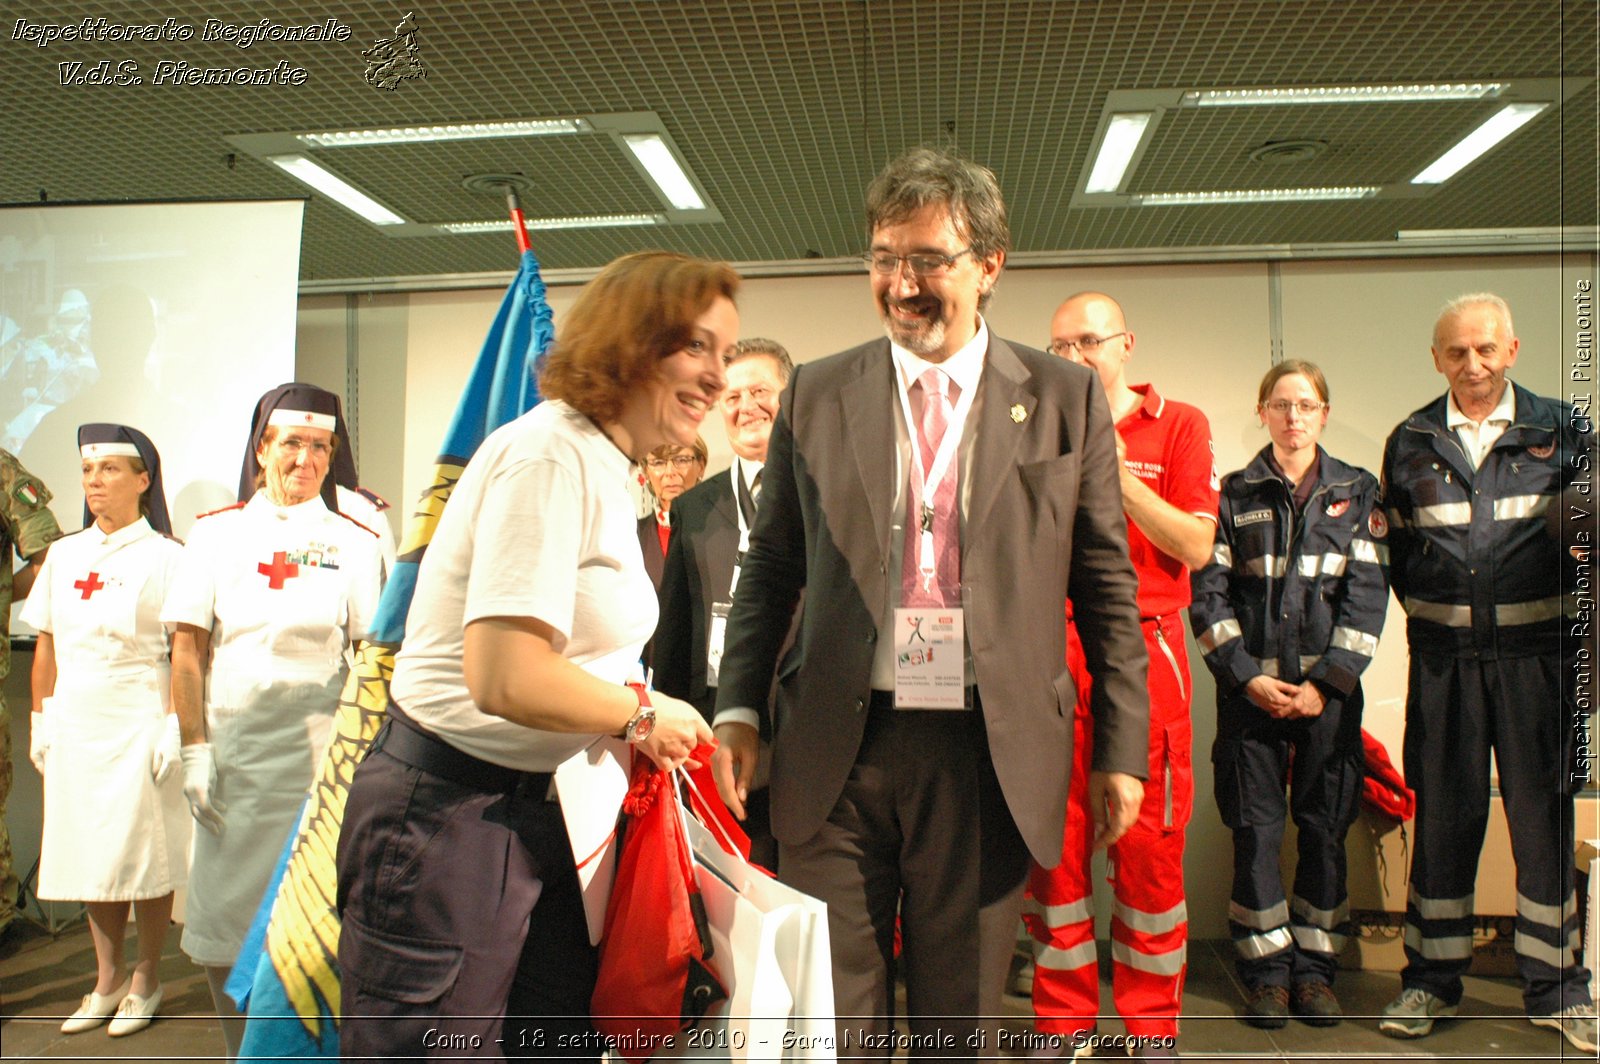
[257,551,300,589]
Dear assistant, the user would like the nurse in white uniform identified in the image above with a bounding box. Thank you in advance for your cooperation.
[237,382,397,576]
[24,423,186,1037]
[163,384,383,1058]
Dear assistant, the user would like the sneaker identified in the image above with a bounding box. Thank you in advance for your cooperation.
[1291,981,1342,1027]
[1530,1002,1598,1054]
[1243,985,1290,1029]
[107,985,163,1037]
[1379,987,1457,1039]
[61,978,131,1034]
[1127,1040,1180,1058]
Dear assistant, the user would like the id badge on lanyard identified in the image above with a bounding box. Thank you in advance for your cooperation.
[893,599,966,709]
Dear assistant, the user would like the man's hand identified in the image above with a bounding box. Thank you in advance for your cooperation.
[711,721,760,821]
[1089,770,1144,849]
[1244,675,1298,718]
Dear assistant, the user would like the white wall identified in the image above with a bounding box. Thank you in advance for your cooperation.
[294,251,1597,937]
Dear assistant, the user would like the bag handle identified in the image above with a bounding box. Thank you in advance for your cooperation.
[677,768,749,866]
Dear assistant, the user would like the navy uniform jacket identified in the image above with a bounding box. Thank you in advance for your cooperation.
[1381,383,1591,660]
[1189,445,1389,699]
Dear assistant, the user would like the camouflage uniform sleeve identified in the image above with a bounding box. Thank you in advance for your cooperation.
[1,450,64,562]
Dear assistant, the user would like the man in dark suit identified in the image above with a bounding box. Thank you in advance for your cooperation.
[712,147,1151,1058]
[655,338,793,865]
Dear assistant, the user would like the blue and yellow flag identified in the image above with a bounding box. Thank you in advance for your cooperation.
[230,249,553,1059]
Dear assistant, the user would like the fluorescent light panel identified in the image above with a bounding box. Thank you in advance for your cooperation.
[623,134,705,210]
[267,155,405,224]
[1135,186,1380,206]
[1411,103,1550,184]
[438,214,664,234]
[1085,112,1153,194]
[298,118,589,148]
[1183,83,1505,107]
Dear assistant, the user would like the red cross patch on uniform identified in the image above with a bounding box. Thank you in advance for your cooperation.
[1325,498,1351,518]
[1369,510,1389,538]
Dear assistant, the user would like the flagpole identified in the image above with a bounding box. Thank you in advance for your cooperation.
[505,185,532,254]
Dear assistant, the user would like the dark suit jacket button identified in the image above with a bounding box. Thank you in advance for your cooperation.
[865,629,876,644]
[855,698,865,712]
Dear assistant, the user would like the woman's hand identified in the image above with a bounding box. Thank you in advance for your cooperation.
[634,692,715,773]
[1244,674,1298,718]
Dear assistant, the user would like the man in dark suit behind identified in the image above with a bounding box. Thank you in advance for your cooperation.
[712,147,1151,1058]
[655,337,793,866]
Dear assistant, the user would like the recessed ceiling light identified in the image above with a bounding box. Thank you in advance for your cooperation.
[1181,83,1505,107]
[623,134,706,210]
[437,214,665,234]
[267,155,405,224]
[1085,113,1154,194]
[1411,103,1550,184]
[1133,186,1381,205]
[297,119,591,148]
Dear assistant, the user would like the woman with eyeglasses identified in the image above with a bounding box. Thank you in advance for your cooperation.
[1188,359,1390,1031]
[160,383,384,1059]
[637,435,707,592]
[24,424,186,1038]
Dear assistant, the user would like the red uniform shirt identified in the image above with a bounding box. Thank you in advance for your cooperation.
[1117,383,1218,617]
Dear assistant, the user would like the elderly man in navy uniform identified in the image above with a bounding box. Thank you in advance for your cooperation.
[1377,293,1595,1053]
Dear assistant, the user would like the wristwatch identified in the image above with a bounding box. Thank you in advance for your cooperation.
[621,682,656,744]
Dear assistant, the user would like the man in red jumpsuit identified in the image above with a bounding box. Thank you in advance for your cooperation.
[1027,292,1218,1057]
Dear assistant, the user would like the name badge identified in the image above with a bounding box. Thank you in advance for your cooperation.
[893,606,966,709]
[706,601,731,686]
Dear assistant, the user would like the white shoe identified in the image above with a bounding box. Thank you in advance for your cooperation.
[107,985,163,1036]
[1378,987,1457,1039]
[61,978,131,1034]
[1530,1002,1598,1054]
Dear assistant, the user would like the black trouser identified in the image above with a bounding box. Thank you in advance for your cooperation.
[1213,687,1363,990]
[778,690,1030,1063]
[1401,651,1591,1014]
[336,711,600,1061]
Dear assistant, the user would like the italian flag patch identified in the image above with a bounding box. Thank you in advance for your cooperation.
[15,483,39,506]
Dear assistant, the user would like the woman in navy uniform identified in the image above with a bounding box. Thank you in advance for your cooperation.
[162,384,384,1058]
[24,424,185,1036]
[1189,360,1389,1029]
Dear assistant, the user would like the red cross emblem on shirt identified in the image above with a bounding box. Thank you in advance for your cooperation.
[257,551,300,589]
[73,572,105,599]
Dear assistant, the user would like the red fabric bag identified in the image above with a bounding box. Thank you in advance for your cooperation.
[1360,729,1416,822]
[592,748,727,1062]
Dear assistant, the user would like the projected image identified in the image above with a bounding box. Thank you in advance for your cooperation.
[1,287,102,453]
[1,201,302,638]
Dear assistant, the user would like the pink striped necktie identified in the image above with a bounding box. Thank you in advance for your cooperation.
[902,368,960,608]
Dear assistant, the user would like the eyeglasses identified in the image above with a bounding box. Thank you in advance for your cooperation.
[1263,400,1328,417]
[1046,333,1128,357]
[277,436,332,458]
[645,455,701,472]
[863,247,974,277]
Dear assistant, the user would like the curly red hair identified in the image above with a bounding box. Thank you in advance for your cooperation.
[538,251,740,424]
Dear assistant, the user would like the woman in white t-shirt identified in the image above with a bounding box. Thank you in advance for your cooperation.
[24,423,185,1038]
[337,251,735,1059]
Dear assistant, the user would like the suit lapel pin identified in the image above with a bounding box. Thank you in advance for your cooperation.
[1010,403,1026,424]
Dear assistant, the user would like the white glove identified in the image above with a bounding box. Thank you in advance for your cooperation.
[29,712,49,774]
[151,715,182,784]
[180,743,227,835]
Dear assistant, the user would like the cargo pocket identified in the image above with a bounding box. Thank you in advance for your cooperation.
[341,916,464,1006]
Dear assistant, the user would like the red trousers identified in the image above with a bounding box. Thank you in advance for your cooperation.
[1024,615,1193,1038]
